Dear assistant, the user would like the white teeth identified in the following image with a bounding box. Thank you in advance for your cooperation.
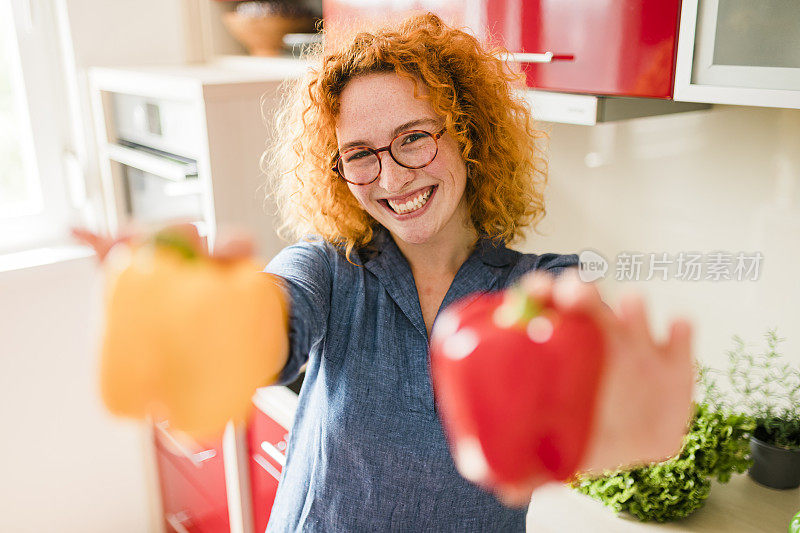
[387,186,433,215]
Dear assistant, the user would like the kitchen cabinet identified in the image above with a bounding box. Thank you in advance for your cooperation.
[326,0,800,110]
[674,0,800,109]
[321,0,682,97]
[88,60,306,257]
[248,387,298,533]
[154,422,229,532]
[481,0,682,99]
[148,382,300,533]
[322,1,709,124]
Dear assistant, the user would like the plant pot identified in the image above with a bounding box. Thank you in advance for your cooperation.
[223,12,316,56]
[748,434,800,489]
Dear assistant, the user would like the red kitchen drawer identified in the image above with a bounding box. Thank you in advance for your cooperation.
[323,0,681,98]
[155,438,230,533]
[248,404,291,533]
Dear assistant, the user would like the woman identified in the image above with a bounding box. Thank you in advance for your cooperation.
[75,12,693,532]
[259,12,693,531]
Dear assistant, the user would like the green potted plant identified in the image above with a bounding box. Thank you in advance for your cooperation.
[701,329,800,490]
[791,509,800,533]
[570,402,753,522]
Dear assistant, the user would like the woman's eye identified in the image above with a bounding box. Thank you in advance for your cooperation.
[344,150,371,162]
[401,132,425,145]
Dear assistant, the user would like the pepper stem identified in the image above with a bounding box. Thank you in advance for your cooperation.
[493,284,542,328]
[153,231,199,260]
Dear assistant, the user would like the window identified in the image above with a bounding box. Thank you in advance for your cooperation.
[0,0,78,254]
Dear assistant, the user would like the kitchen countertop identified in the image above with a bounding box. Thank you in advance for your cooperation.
[526,473,799,532]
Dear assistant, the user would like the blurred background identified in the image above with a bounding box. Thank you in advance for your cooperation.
[1,1,798,531]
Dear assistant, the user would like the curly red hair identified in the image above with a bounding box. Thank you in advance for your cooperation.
[264,12,548,259]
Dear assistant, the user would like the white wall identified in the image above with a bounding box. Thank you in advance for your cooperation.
[522,105,800,373]
[0,256,151,532]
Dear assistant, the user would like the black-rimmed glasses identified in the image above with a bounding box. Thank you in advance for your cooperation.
[332,128,446,185]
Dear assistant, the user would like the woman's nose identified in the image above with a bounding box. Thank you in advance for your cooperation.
[377,152,414,194]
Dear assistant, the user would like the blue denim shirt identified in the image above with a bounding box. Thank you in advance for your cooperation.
[263,226,578,532]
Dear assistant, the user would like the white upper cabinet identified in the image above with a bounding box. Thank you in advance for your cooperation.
[675,0,800,108]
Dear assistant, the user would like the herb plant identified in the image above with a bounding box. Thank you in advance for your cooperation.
[701,329,800,449]
[572,403,753,522]
[571,329,798,522]
[571,404,754,522]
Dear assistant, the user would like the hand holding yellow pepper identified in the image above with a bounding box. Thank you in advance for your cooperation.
[73,224,289,439]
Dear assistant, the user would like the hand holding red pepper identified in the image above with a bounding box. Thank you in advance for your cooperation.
[430,268,695,507]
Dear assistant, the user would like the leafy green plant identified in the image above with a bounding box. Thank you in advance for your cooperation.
[571,403,754,522]
[571,328,798,522]
[701,329,800,449]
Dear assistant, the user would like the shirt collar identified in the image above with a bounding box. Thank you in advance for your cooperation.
[473,234,516,268]
[362,225,515,267]
[362,225,513,340]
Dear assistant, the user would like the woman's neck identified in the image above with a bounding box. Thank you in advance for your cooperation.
[391,217,479,279]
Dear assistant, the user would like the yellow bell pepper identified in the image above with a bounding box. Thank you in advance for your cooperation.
[99,233,288,438]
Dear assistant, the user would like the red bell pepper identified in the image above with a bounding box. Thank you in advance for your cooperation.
[430,284,606,495]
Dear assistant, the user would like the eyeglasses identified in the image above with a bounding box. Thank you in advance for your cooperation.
[332,128,446,185]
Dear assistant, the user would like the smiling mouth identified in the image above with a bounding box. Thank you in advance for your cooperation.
[380,185,436,215]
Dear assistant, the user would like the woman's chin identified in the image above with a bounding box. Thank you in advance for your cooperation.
[386,224,434,246]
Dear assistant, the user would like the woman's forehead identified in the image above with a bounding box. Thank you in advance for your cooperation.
[336,72,439,144]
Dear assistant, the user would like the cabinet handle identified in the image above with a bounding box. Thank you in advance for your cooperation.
[261,441,286,467]
[156,421,217,468]
[105,142,197,181]
[166,511,192,533]
[500,52,575,64]
[253,454,282,482]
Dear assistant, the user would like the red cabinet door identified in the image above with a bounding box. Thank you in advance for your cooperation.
[248,405,291,533]
[487,0,681,98]
[154,423,230,532]
[323,0,681,98]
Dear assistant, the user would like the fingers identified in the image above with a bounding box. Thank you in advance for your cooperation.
[72,223,254,264]
[617,292,655,350]
[663,318,692,361]
[520,270,556,306]
[527,270,682,360]
[552,268,599,312]
[210,226,255,261]
[552,270,621,337]
[664,318,696,417]
[521,268,601,313]
[213,235,255,261]
[71,227,117,262]
[495,485,534,508]
[70,227,100,249]
[75,222,255,264]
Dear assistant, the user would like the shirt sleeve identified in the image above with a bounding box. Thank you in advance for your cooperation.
[536,252,579,277]
[506,252,580,287]
[263,238,332,385]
